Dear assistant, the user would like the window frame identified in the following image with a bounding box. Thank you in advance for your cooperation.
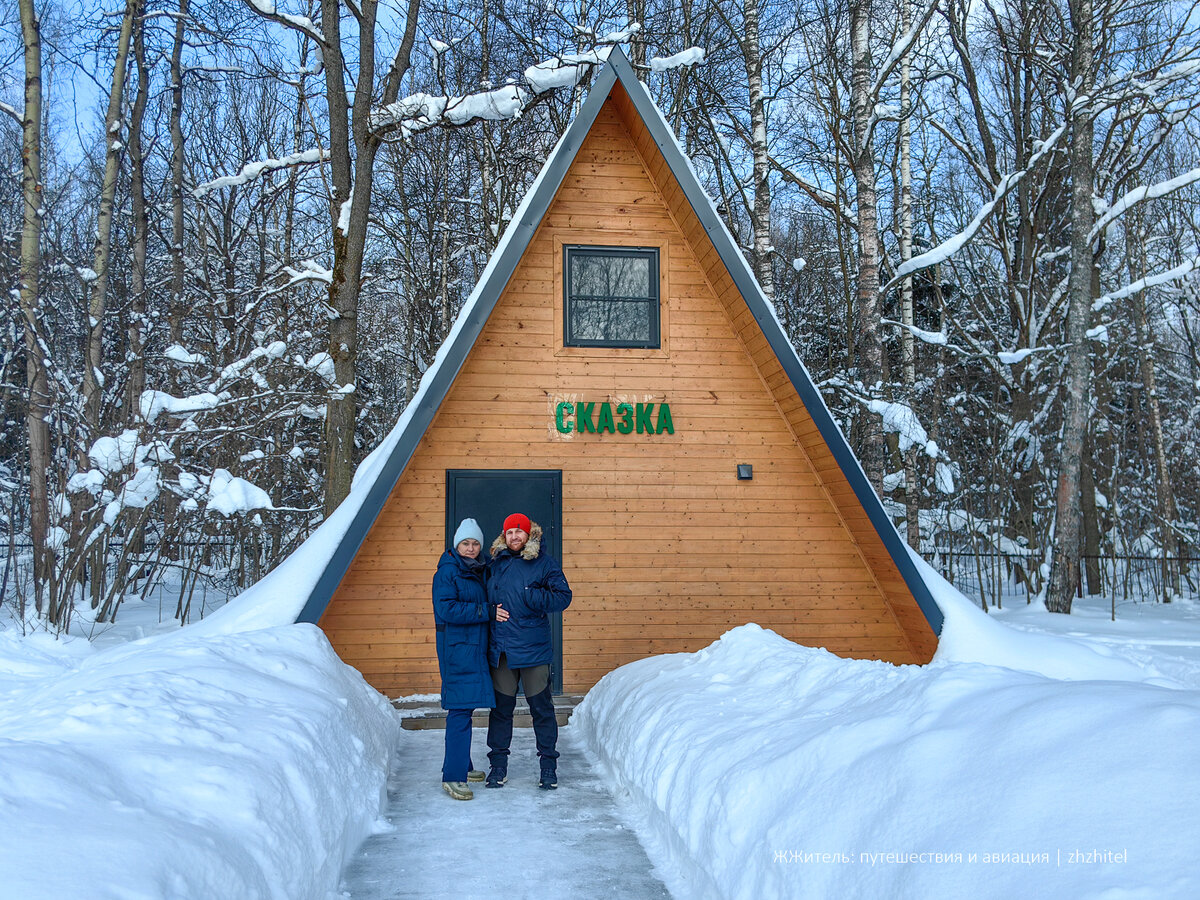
[563,245,661,349]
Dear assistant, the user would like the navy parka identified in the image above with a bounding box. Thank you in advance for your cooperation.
[487,535,572,669]
[432,549,494,710]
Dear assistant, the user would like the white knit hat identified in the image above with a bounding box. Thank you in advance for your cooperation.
[453,518,484,547]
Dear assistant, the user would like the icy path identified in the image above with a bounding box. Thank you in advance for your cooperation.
[339,724,672,899]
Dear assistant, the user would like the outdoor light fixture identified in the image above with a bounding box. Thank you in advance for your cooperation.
[737,464,753,480]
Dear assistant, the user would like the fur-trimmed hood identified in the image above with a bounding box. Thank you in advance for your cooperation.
[490,521,542,560]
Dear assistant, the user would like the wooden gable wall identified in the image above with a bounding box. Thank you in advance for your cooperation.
[318,92,936,698]
[608,85,939,664]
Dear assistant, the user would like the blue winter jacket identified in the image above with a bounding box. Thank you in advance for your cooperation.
[487,523,572,668]
[432,549,494,710]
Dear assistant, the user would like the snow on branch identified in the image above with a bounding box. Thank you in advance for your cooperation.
[374,43,625,140]
[279,259,334,290]
[164,344,207,366]
[194,148,329,197]
[1093,251,1200,312]
[372,86,530,138]
[141,390,224,424]
[867,0,941,113]
[1090,167,1200,241]
[824,376,944,461]
[881,318,948,347]
[650,48,706,72]
[206,468,274,517]
[884,121,1068,290]
[598,24,642,44]
[882,319,1057,366]
[243,0,325,48]
[525,48,611,94]
[866,399,941,459]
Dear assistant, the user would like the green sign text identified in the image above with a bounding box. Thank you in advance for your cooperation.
[555,401,674,435]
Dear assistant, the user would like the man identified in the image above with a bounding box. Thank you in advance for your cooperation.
[485,512,572,789]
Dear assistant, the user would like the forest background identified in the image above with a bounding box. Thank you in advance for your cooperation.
[2,0,1198,631]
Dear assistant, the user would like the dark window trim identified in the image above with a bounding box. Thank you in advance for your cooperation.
[564,245,661,348]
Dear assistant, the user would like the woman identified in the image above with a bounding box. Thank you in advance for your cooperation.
[432,518,502,800]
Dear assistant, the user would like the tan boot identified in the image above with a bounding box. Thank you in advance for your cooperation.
[467,769,485,782]
[442,781,473,801]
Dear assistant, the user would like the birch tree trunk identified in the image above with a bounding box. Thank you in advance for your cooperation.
[898,0,919,546]
[1045,0,1095,614]
[1127,222,1180,600]
[81,0,139,431]
[18,0,52,617]
[626,0,646,68]
[125,12,149,424]
[158,0,188,564]
[850,0,886,495]
[169,0,188,350]
[742,0,774,298]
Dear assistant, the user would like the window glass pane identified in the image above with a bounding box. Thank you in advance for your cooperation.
[570,254,650,301]
[566,248,658,347]
[570,299,653,343]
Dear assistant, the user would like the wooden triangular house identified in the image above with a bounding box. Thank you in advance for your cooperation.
[298,48,942,696]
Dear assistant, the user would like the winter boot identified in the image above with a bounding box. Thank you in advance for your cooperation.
[539,763,558,790]
[485,766,508,788]
[442,781,473,801]
[467,769,485,782]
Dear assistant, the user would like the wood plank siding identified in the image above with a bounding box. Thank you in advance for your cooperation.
[319,92,936,697]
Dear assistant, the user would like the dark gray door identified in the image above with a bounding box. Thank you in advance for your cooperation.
[446,469,564,692]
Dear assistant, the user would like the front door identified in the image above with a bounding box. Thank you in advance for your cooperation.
[446,469,564,692]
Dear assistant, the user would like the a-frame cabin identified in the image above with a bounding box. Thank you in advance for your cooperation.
[297,48,942,697]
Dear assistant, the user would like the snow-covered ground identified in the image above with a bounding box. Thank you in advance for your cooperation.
[573,563,1200,899]
[0,607,396,900]
[2,562,1198,899]
[340,725,671,899]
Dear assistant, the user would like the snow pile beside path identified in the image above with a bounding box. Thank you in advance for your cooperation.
[0,624,397,900]
[574,624,1200,900]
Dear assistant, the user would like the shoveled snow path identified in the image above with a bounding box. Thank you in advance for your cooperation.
[339,724,672,899]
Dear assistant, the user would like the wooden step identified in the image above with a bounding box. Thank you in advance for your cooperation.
[396,694,587,730]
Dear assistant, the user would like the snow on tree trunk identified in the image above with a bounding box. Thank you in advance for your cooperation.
[1046,0,1096,615]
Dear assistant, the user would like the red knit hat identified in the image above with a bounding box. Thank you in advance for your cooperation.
[502,513,532,534]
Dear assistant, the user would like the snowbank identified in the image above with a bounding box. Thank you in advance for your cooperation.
[0,624,397,900]
[574,619,1200,899]
[915,549,1176,684]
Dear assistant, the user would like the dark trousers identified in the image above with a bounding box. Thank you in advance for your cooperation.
[486,657,558,771]
[441,708,476,782]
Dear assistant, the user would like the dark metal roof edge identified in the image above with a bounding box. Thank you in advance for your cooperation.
[296,58,623,625]
[609,55,944,636]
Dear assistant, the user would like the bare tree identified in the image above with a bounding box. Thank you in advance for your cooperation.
[248,0,422,516]
[16,0,52,618]
[81,0,140,431]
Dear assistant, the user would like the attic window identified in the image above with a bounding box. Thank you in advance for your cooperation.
[565,246,660,348]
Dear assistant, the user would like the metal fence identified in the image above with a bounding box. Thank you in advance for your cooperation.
[934,550,1199,611]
